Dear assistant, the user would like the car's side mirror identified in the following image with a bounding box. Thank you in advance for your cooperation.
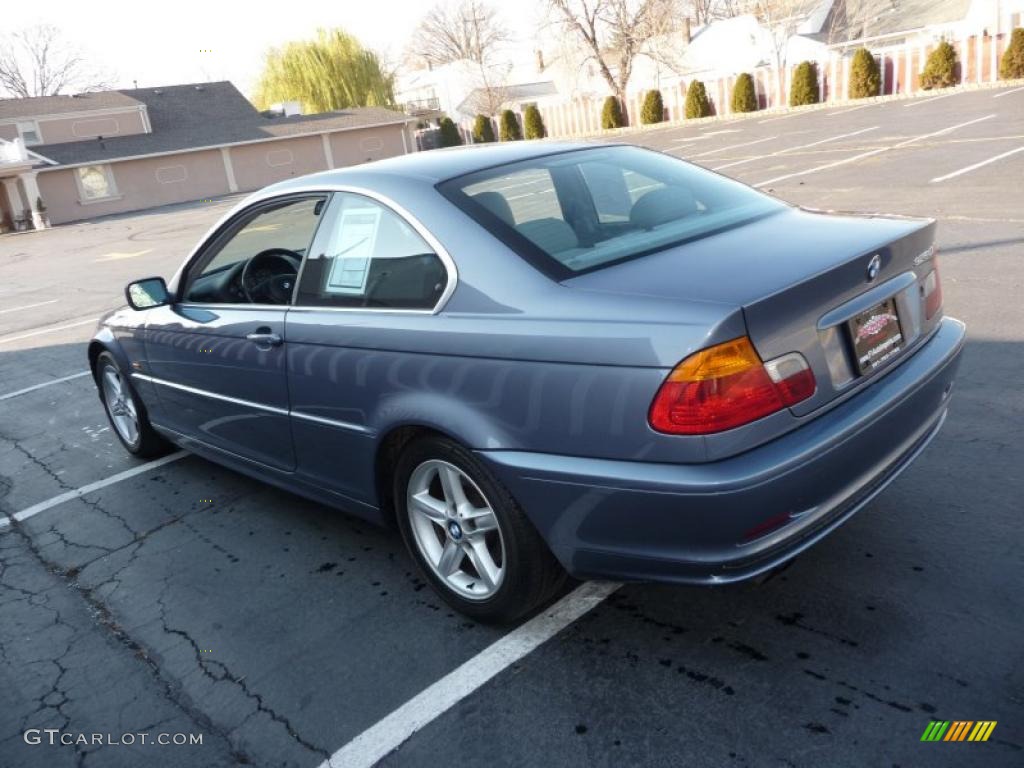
[125,277,170,310]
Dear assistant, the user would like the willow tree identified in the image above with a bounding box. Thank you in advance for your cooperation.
[254,29,394,112]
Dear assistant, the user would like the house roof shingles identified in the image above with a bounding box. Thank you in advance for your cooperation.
[24,81,411,167]
[457,81,558,114]
[0,90,144,120]
[824,0,972,43]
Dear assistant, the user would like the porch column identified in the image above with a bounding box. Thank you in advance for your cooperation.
[321,133,335,168]
[220,147,239,193]
[2,176,27,227]
[19,171,47,229]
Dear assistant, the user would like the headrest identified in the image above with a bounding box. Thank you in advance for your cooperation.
[473,191,515,225]
[629,187,697,230]
[516,218,580,254]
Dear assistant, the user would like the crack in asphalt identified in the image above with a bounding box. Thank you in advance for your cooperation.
[1,520,254,766]
[0,421,142,542]
[157,588,330,760]
[2,479,331,764]
[0,433,77,516]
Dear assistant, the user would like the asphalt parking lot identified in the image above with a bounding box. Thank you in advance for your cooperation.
[2,85,1023,768]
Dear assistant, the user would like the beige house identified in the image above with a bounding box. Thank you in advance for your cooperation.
[0,82,417,230]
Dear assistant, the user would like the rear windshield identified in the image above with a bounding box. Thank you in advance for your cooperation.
[438,145,786,278]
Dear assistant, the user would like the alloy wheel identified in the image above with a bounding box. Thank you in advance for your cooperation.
[101,364,139,446]
[406,459,505,600]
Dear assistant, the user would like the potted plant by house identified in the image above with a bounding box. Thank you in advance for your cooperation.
[36,196,49,228]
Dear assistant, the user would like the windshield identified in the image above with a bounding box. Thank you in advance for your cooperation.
[438,145,786,278]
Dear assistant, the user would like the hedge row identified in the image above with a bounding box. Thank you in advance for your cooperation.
[455,29,1024,143]
[1001,28,1024,79]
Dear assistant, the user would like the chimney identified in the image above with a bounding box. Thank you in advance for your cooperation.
[684,17,692,44]
[536,49,545,73]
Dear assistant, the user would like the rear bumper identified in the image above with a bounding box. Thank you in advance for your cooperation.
[479,316,965,584]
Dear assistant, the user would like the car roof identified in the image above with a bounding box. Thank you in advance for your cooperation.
[268,140,613,194]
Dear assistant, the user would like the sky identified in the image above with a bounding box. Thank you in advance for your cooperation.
[4,0,541,98]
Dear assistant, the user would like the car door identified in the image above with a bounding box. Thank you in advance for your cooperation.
[141,193,329,471]
[284,191,454,504]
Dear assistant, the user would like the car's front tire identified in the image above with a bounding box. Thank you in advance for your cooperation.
[94,351,170,459]
[394,435,566,623]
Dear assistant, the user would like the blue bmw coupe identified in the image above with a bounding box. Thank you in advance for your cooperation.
[90,142,964,622]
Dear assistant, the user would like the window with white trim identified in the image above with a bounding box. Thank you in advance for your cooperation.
[295,193,447,309]
[360,136,383,153]
[17,121,41,145]
[155,164,187,184]
[77,165,117,201]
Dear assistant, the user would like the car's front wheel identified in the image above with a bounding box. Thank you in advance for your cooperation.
[95,351,170,459]
[394,436,566,623]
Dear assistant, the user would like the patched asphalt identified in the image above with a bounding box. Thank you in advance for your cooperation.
[2,84,1023,767]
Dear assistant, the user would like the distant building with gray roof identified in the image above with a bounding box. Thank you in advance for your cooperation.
[0,81,415,228]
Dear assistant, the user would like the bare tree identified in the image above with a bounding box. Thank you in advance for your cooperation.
[0,25,112,98]
[748,0,820,105]
[460,75,512,115]
[546,0,682,117]
[684,0,711,24]
[408,0,512,67]
[712,0,750,18]
[687,0,737,24]
[407,0,514,116]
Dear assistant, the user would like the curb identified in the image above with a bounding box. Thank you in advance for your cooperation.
[548,78,1024,141]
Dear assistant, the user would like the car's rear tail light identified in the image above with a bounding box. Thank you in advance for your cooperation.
[763,352,817,406]
[923,259,942,319]
[649,337,816,435]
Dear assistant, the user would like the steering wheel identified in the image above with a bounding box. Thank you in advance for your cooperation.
[240,248,301,304]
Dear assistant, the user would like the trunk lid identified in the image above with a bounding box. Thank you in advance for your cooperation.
[565,207,941,414]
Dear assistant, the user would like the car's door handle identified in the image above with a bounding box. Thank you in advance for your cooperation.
[246,328,283,347]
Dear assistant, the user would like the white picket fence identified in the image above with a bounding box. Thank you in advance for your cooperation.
[460,27,1018,139]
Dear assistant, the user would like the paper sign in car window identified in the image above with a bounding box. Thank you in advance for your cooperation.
[325,207,382,295]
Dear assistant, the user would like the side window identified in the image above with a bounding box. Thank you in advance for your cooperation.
[295,193,447,310]
[184,196,326,304]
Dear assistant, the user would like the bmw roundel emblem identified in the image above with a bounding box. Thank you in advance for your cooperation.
[447,520,463,540]
[866,254,882,282]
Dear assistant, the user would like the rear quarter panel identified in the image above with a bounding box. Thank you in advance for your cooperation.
[284,285,747,505]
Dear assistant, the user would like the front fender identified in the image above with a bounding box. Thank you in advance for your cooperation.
[88,308,156,409]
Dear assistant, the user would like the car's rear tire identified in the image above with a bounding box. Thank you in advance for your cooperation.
[95,351,170,459]
[394,435,566,623]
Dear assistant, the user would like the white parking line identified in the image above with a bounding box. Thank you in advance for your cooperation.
[319,580,621,768]
[712,126,879,171]
[826,104,871,116]
[0,317,98,345]
[0,299,58,315]
[930,146,1024,183]
[687,135,778,158]
[904,92,958,107]
[671,129,741,142]
[755,114,996,187]
[0,451,187,530]
[757,111,810,124]
[993,86,1024,99]
[0,371,91,402]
